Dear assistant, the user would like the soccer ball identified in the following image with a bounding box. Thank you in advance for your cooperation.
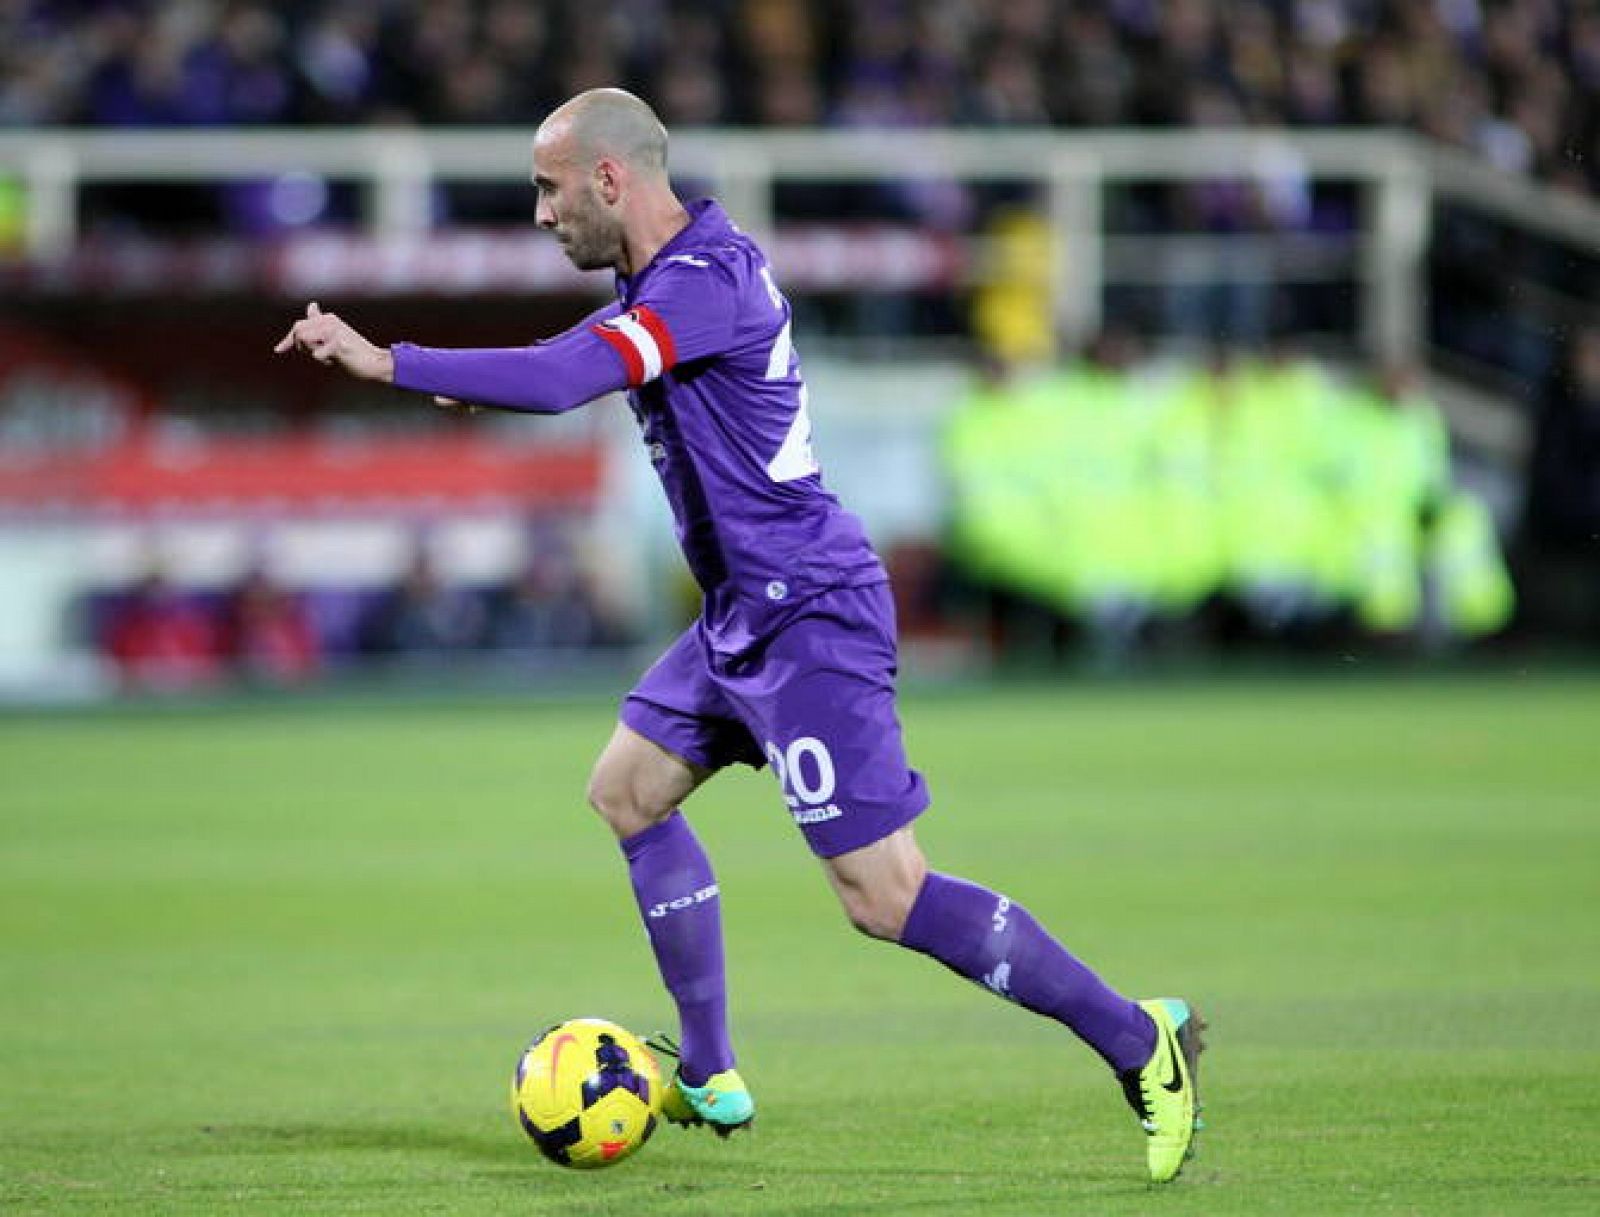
[511,1017,662,1169]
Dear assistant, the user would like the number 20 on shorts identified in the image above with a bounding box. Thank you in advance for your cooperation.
[764,736,839,821]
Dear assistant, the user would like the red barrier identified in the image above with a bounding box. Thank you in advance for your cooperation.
[0,433,602,514]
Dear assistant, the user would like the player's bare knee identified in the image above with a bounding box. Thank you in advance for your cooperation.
[826,829,928,941]
[585,765,659,837]
[584,767,619,820]
[837,882,914,942]
[587,725,706,840]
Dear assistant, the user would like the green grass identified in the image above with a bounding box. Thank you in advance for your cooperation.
[3,673,1598,1214]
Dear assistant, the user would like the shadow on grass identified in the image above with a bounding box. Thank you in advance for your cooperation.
[96,1123,1202,1217]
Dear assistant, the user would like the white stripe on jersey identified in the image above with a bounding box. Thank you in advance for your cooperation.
[766,383,820,482]
[764,321,793,381]
[608,312,665,382]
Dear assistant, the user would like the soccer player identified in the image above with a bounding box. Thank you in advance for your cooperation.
[274,88,1204,1182]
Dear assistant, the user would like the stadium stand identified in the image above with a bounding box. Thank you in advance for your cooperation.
[1,1,1597,693]
[2,1,1595,198]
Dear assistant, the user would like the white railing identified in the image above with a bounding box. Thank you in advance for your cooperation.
[2,127,1598,363]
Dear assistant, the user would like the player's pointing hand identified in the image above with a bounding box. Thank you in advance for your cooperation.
[273,302,395,384]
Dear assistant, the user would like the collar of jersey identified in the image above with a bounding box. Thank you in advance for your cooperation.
[616,198,730,295]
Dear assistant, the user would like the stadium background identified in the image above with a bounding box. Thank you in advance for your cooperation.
[3,5,1599,1215]
[1,0,1598,693]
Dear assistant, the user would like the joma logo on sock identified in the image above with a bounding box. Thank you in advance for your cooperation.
[991,896,1011,935]
[647,883,720,919]
[982,961,1014,999]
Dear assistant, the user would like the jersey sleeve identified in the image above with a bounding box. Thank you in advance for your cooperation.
[390,301,628,414]
[589,256,740,388]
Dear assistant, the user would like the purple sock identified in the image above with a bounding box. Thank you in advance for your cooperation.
[899,872,1156,1074]
[620,812,733,1086]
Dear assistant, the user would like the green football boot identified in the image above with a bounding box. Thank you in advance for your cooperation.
[1118,998,1206,1183]
[646,1034,755,1137]
[660,1067,756,1137]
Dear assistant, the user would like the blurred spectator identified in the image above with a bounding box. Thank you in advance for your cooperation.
[1518,323,1600,639]
[223,568,321,686]
[102,569,225,692]
[1037,329,1159,661]
[1161,84,1302,347]
[1337,360,1452,637]
[939,350,1076,664]
[1281,44,1343,126]
[1526,324,1600,549]
[0,171,23,252]
[970,206,1055,364]
[965,43,1051,127]
[752,59,823,126]
[209,5,296,125]
[650,9,729,126]
[361,547,485,657]
[653,54,728,127]
[484,545,610,651]
[1050,5,1135,125]
[296,4,384,123]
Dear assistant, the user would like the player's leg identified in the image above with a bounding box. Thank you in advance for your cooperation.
[821,825,1155,1073]
[587,722,734,1085]
[822,828,1203,1182]
[604,629,766,1134]
[740,585,1152,1072]
[738,584,1200,1179]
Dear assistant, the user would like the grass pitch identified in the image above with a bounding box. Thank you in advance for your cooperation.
[3,672,1597,1215]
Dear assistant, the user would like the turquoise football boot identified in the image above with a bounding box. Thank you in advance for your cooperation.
[647,1035,756,1137]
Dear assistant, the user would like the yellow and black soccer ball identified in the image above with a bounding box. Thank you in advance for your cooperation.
[511,1018,662,1169]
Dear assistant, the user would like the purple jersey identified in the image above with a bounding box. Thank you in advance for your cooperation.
[393,200,885,653]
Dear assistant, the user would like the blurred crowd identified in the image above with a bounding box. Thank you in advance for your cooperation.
[938,337,1517,663]
[92,531,634,693]
[89,326,1600,690]
[2,0,1597,196]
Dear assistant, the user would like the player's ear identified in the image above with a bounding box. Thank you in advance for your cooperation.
[594,157,625,206]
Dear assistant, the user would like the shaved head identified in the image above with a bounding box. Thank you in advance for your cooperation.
[531,88,687,276]
[539,88,669,177]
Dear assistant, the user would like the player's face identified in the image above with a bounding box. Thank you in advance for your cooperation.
[533,133,623,272]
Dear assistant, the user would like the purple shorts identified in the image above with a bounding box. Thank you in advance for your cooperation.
[621,582,930,858]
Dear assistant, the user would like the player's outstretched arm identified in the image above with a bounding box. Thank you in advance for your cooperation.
[390,325,631,415]
[273,302,394,384]
[274,300,632,416]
